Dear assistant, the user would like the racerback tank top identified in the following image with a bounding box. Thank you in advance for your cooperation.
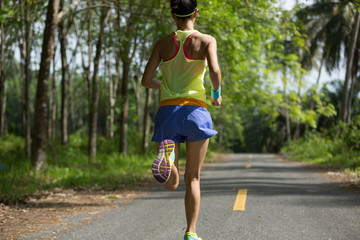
[160,30,207,108]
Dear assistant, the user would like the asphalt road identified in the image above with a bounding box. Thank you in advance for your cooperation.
[23,154,360,240]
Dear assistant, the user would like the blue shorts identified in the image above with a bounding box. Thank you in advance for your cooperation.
[152,105,217,143]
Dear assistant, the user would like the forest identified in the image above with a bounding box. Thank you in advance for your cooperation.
[0,0,359,203]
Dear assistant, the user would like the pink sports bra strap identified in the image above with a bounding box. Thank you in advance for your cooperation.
[183,33,195,60]
[172,32,179,49]
[163,32,180,62]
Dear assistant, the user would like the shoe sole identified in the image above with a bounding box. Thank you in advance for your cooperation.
[152,139,175,183]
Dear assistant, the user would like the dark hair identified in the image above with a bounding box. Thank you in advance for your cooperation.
[170,0,197,19]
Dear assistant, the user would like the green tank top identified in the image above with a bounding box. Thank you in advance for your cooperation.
[160,30,207,104]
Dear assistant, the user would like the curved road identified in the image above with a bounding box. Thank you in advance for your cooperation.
[23,154,360,240]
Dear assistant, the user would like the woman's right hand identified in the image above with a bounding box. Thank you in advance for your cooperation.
[211,96,222,106]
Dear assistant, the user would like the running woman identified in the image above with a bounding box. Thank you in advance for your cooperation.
[141,0,222,239]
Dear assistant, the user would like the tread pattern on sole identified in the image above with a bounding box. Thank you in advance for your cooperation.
[152,139,175,183]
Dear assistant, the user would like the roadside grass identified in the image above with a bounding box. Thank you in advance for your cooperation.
[0,132,220,204]
[281,130,360,183]
[0,133,157,204]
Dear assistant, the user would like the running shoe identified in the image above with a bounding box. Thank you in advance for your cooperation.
[152,139,175,183]
[184,232,202,240]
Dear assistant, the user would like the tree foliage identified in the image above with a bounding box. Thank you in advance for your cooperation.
[0,0,357,169]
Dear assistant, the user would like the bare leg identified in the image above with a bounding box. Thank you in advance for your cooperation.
[156,142,180,191]
[184,139,209,234]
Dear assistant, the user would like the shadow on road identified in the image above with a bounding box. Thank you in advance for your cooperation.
[136,154,360,207]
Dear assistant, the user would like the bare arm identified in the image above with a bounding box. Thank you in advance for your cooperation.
[141,40,162,89]
[205,36,222,106]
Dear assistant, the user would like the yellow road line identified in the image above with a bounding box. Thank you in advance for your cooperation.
[233,189,247,211]
[246,154,252,169]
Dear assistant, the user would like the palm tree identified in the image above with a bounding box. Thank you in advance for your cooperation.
[297,0,360,125]
[342,11,360,124]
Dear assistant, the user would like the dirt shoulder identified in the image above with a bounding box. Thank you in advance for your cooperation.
[276,154,360,190]
[0,187,147,240]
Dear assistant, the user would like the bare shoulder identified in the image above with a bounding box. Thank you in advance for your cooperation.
[193,32,216,45]
[153,34,173,50]
[158,34,173,44]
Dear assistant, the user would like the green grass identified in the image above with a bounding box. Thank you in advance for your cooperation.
[0,133,157,204]
[281,130,360,182]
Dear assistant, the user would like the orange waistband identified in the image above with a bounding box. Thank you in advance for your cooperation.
[159,98,207,109]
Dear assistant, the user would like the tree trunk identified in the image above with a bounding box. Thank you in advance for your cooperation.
[107,60,113,139]
[68,36,80,134]
[0,76,6,138]
[31,0,60,171]
[340,11,360,124]
[282,66,291,141]
[48,50,57,140]
[131,74,142,131]
[74,2,92,133]
[19,0,34,157]
[142,88,152,152]
[59,0,69,145]
[115,3,141,156]
[285,109,291,141]
[0,82,5,137]
[22,0,34,157]
[24,38,32,158]
[48,53,57,163]
[69,89,76,132]
[0,0,6,138]
[88,8,110,160]
[78,0,93,158]
[106,49,117,139]
[119,60,130,156]
[347,75,356,124]
[350,76,360,123]
[84,1,93,118]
